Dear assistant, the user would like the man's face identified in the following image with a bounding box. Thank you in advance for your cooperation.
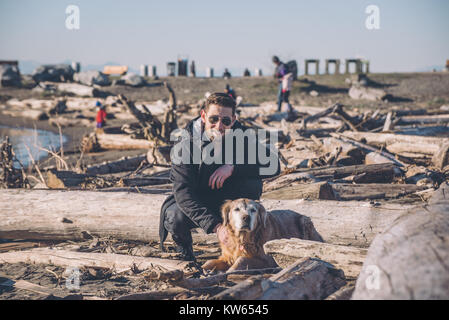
[201,104,236,137]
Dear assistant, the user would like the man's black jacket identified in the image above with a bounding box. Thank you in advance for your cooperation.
[159,117,280,243]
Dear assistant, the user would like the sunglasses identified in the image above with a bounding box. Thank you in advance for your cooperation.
[207,115,233,126]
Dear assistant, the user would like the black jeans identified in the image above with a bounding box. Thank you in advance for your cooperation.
[163,177,263,248]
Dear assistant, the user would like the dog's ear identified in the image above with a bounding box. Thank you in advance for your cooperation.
[221,200,233,226]
[256,201,268,228]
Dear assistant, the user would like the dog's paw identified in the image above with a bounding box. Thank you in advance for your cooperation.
[202,259,230,272]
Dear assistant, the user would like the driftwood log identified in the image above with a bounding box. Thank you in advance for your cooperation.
[340,131,446,157]
[45,170,170,189]
[331,183,428,201]
[95,132,154,150]
[262,182,336,200]
[263,182,427,201]
[352,182,449,299]
[0,247,190,273]
[213,257,346,300]
[264,239,367,279]
[51,82,105,97]
[85,155,147,175]
[264,163,399,192]
[0,190,416,247]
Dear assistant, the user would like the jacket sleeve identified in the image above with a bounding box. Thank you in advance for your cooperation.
[171,162,222,234]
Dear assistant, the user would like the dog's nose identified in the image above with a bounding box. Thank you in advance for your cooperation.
[242,215,250,224]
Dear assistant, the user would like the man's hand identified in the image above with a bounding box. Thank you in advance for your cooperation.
[209,164,234,190]
[214,223,230,246]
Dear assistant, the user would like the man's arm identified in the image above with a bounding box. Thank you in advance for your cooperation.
[171,162,221,234]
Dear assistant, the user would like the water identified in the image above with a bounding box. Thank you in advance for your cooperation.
[0,125,68,169]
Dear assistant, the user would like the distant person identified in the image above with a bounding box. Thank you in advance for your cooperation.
[190,60,196,77]
[225,84,236,100]
[95,101,107,132]
[223,68,232,79]
[243,68,251,77]
[272,56,293,114]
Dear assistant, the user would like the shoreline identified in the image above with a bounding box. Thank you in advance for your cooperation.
[0,113,148,170]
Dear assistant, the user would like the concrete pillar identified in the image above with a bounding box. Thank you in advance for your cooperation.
[345,60,349,74]
[206,67,214,78]
[315,60,319,75]
[325,60,330,75]
[140,65,148,77]
[149,65,157,77]
[71,61,80,73]
[305,61,309,75]
[356,60,362,74]
[255,68,263,76]
[335,60,341,74]
[167,62,176,76]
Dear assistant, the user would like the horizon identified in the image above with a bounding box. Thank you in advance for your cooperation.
[1,0,448,76]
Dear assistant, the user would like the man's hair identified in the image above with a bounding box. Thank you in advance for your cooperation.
[272,56,280,63]
[205,92,236,114]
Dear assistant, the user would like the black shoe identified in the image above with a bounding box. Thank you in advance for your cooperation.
[175,244,196,262]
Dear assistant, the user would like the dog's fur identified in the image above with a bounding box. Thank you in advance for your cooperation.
[202,198,323,272]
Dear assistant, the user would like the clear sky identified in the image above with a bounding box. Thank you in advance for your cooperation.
[1,0,448,75]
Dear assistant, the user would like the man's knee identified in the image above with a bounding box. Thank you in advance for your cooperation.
[163,203,193,234]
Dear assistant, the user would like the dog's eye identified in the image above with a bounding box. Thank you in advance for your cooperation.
[235,207,240,211]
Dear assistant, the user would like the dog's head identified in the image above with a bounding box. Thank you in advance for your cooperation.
[221,199,267,236]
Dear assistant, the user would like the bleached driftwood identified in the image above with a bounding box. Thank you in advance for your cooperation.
[340,131,446,156]
[213,257,346,300]
[96,132,154,150]
[2,109,48,120]
[0,247,190,272]
[263,163,398,192]
[0,190,416,247]
[264,239,367,278]
[352,182,449,299]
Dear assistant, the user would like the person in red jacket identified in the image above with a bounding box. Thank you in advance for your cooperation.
[95,101,106,129]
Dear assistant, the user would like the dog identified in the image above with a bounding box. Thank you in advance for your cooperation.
[202,198,323,272]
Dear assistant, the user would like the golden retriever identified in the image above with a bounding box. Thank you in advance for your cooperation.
[202,198,323,272]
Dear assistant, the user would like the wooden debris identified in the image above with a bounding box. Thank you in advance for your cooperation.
[1,136,29,188]
[0,190,415,247]
[263,181,336,200]
[331,183,428,200]
[0,247,190,273]
[0,277,82,299]
[85,155,147,175]
[352,182,449,299]
[264,163,398,192]
[264,239,368,279]
[213,257,346,300]
[45,169,169,190]
[432,141,449,169]
[340,131,446,157]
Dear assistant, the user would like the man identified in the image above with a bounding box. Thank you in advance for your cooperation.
[223,68,232,79]
[159,93,280,261]
[272,56,294,114]
[190,60,196,77]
